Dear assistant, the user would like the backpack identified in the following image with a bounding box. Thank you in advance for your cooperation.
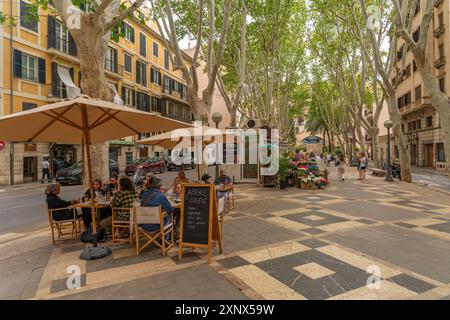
[81,227,106,243]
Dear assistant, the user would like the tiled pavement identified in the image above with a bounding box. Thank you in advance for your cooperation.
[3,166,450,300]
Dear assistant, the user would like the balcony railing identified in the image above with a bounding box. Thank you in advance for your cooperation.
[45,83,67,99]
[434,56,446,68]
[400,97,432,114]
[434,25,445,38]
[47,35,77,57]
[104,59,124,77]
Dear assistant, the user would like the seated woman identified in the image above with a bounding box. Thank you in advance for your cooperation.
[100,176,136,234]
[165,183,182,203]
[45,183,80,221]
[82,179,108,229]
[140,178,173,233]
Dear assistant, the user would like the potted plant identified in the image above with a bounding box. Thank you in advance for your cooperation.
[278,156,290,190]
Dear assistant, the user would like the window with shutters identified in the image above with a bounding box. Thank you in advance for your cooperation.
[417,119,422,130]
[164,76,170,92]
[415,85,422,100]
[153,42,159,57]
[123,22,135,42]
[151,68,161,85]
[164,49,170,70]
[20,0,38,32]
[140,33,146,57]
[136,61,147,86]
[21,53,37,81]
[105,47,118,73]
[123,87,134,107]
[426,116,433,128]
[54,20,69,53]
[124,53,132,73]
[151,96,162,113]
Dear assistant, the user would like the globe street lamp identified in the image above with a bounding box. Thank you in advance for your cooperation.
[212,112,223,179]
[384,120,394,182]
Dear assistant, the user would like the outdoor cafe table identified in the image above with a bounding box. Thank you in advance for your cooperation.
[74,201,111,226]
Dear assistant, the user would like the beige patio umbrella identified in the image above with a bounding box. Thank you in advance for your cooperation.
[137,125,242,180]
[0,95,191,259]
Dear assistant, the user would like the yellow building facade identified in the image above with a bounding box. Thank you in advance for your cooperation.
[0,1,193,184]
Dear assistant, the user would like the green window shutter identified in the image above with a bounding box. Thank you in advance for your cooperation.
[38,58,46,84]
[13,49,23,78]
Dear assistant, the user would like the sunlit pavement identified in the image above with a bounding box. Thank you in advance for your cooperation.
[3,166,450,299]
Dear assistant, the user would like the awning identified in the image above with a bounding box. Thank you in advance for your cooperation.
[57,66,81,99]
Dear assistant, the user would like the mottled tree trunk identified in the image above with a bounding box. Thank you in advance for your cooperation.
[371,127,380,168]
[71,21,114,185]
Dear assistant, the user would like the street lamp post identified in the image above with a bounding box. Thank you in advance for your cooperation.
[212,112,223,179]
[384,120,394,182]
[347,132,353,165]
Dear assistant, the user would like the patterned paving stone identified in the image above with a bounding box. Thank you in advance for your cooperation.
[298,239,328,249]
[222,217,302,253]
[426,222,450,234]
[388,274,436,294]
[255,249,369,300]
[394,222,417,229]
[325,201,427,222]
[57,264,248,300]
[356,219,378,225]
[325,225,450,284]
[218,256,252,269]
[283,211,347,227]
[300,228,326,235]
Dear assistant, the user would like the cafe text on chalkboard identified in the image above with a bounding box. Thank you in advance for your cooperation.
[178,184,222,263]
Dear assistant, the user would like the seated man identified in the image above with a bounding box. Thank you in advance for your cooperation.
[214,169,233,199]
[201,174,212,184]
[214,169,232,186]
[172,170,190,187]
[140,178,173,233]
[105,175,119,196]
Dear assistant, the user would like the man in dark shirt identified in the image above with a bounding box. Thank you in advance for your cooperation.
[105,175,119,196]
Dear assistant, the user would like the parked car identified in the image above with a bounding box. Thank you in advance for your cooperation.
[138,157,166,174]
[125,157,148,176]
[56,159,119,185]
[166,156,195,171]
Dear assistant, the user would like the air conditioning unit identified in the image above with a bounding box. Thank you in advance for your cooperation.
[246,119,261,129]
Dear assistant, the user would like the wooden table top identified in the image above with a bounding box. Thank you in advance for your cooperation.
[74,201,111,209]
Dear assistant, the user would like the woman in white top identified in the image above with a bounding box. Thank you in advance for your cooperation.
[358,152,368,181]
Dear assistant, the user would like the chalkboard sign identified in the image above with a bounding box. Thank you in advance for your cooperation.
[178,184,222,263]
[181,185,212,245]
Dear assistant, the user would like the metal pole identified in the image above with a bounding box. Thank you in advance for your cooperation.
[385,128,394,182]
[215,122,220,179]
[9,0,14,185]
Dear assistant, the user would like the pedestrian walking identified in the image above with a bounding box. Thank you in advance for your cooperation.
[358,152,368,181]
[41,157,52,184]
[326,153,331,167]
[337,154,345,182]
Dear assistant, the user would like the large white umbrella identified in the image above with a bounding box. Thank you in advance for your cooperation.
[0,95,191,259]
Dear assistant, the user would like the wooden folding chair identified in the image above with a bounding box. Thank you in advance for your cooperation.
[133,206,174,256]
[47,206,82,244]
[226,186,235,212]
[112,207,134,245]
